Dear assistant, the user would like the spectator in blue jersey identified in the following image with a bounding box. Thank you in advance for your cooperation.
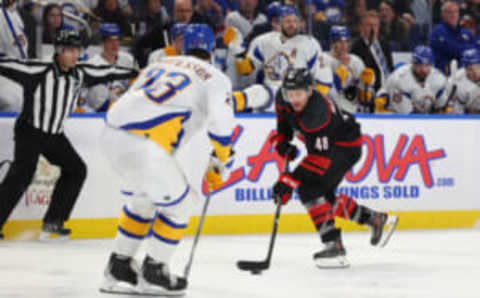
[430,1,480,74]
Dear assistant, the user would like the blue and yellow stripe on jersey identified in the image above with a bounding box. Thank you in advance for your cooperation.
[117,205,153,239]
[120,112,191,153]
[151,213,187,245]
[232,91,248,112]
[208,132,232,163]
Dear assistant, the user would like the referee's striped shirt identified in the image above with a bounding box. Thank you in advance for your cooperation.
[0,56,138,134]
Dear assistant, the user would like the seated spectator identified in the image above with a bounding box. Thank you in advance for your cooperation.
[94,0,133,38]
[460,15,478,38]
[378,0,411,51]
[41,4,82,45]
[196,0,225,29]
[430,1,480,74]
[132,0,216,67]
[351,10,393,92]
[84,23,137,112]
[345,0,367,39]
[134,0,170,36]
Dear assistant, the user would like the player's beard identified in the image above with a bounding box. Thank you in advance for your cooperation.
[281,26,297,39]
[412,69,428,84]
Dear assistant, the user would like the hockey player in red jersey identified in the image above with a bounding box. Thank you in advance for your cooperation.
[272,68,399,268]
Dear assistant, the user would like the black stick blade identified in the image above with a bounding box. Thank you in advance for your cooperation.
[236,260,269,271]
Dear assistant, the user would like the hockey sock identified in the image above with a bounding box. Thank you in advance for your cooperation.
[115,204,155,257]
[307,198,341,242]
[333,193,372,224]
[147,213,187,264]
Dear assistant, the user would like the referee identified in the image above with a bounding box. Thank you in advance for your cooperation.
[0,30,138,241]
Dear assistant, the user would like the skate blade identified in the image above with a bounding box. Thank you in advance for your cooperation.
[39,232,69,243]
[137,280,186,297]
[379,215,399,248]
[315,256,350,269]
[99,282,138,295]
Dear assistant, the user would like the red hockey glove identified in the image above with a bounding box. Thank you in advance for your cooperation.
[270,134,298,161]
[272,174,300,205]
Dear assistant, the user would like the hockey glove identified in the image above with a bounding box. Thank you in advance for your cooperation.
[205,151,234,191]
[272,174,300,205]
[271,134,298,161]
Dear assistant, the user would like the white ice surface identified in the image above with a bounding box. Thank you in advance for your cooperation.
[1,229,479,298]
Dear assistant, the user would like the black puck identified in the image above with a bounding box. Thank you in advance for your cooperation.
[251,270,261,275]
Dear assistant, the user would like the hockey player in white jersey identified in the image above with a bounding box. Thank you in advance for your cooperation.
[375,46,447,114]
[85,23,137,112]
[437,49,480,114]
[322,26,375,113]
[99,24,235,296]
[227,4,332,112]
[0,0,28,112]
[147,23,187,64]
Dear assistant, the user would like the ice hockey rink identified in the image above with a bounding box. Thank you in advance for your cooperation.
[1,229,479,298]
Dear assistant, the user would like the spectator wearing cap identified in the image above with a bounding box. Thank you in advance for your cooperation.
[378,0,411,51]
[460,15,478,38]
[313,0,345,24]
[84,23,138,112]
[430,1,480,74]
[147,23,187,64]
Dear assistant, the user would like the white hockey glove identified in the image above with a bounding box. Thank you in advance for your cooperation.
[412,89,434,114]
[205,151,234,191]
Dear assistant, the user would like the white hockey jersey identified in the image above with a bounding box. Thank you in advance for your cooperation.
[225,11,267,38]
[107,56,235,159]
[85,51,137,111]
[438,68,480,114]
[321,52,365,113]
[0,6,28,112]
[247,32,330,110]
[377,64,447,114]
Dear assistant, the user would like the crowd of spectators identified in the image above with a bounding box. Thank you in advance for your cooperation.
[0,0,479,114]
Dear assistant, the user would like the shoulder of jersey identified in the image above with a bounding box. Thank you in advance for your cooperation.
[182,56,231,84]
[86,53,104,65]
[118,51,135,65]
[429,67,447,84]
[298,92,330,131]
[349,54,364,67]
[255,31,280,43]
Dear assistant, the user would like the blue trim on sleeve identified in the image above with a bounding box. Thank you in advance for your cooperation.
[253,46,264,62]
[2,8,27,59]
[207,132,232,146]
[307,53,318,70]
[436,88,445,99]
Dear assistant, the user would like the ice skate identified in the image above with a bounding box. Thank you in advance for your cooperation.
[368,212,399,247]
[39,222,71,242]
[313,239,350,269]
[137,255,187,296]
[99,253,139,294]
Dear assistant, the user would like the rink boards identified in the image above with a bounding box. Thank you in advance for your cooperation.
[1,113,480,239]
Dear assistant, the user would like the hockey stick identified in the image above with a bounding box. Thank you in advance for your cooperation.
[236,159,290,274]
[439,59,458,112]
[183,187,211,279]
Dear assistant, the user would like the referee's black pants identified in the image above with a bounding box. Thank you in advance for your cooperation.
[0,121,87,230]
